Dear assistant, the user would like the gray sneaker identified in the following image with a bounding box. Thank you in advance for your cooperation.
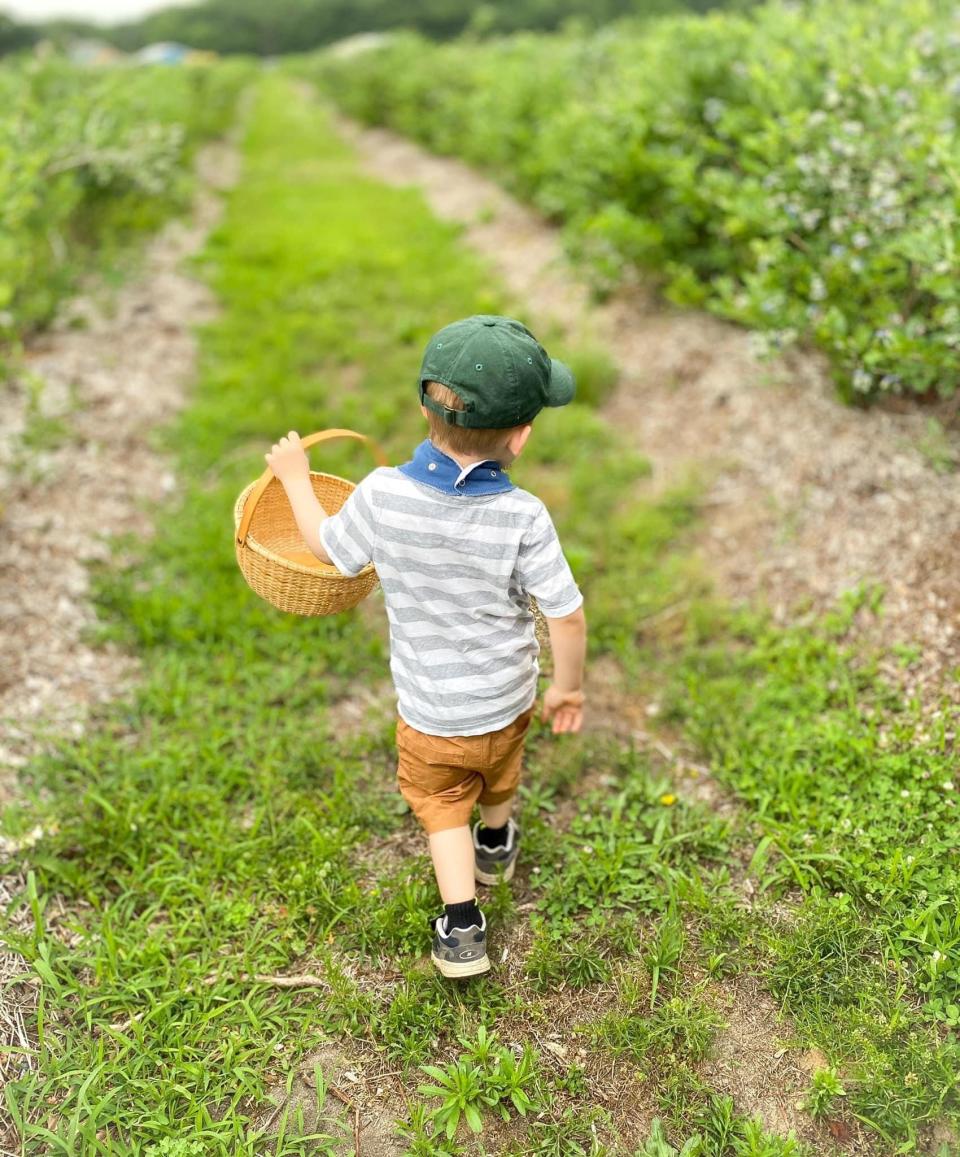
[473,818,520,886]
[430,912,490,979]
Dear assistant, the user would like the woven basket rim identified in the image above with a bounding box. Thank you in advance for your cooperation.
[234,474,377,579]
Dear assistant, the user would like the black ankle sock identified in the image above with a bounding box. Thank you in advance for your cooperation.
[444,899,481,931]
[477,821,509,850]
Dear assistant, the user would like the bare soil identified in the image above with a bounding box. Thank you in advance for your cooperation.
[0,142,240,793]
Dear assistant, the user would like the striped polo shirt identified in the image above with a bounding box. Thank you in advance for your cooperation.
[319,441,582,736]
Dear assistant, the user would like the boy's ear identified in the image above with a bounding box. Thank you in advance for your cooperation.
[507,423,533,457]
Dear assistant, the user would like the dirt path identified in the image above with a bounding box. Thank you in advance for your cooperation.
[0,139,239,1141]
[338,118,960,712]
[0,142,239,794]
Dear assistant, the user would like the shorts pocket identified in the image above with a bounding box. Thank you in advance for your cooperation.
[491,707,535,761]
[398,723,467,768]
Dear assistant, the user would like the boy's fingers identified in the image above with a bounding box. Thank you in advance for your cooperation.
[551,707,582,734]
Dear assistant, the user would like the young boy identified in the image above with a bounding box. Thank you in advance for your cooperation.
[265,315,587,978]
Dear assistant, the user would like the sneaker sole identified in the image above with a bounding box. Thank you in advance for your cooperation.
[431,952,491,978]
[474,859,516,886]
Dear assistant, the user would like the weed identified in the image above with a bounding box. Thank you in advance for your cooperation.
[590,993,722,1068]
[696,1093,741,1151]
[416,1026,545,1139]
[417,1058,494,1138]
[634,1119,702,1156]
[525,916,613,991]
[804,1066,846,1120]
[518,1106,611,1156]
[395,1102,464,1155]
[733,1118,803,1157]
[646,909,684,1008]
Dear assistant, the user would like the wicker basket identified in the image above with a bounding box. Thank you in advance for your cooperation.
[234,428,387,616]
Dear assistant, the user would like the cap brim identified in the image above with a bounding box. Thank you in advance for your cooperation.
[547,358,576,407]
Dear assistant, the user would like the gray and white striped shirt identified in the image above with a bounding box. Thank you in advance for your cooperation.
[320,465,582,736]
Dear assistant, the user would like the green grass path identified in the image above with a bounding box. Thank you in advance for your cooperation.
[4,75,959,1155]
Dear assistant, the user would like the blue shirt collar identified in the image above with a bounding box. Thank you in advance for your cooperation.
[397,439,515,496]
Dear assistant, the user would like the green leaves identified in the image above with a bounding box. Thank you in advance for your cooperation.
[319,0,960,400]
[417,1028,544,1140]
[0,57,251,345]
[417,1060,492,1138]
[804,1066,847,1120]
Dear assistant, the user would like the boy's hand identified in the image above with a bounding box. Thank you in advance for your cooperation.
[265,430,310,485]
[541,685,584,734]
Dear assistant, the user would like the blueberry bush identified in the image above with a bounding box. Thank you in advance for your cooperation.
[315,0,960,401]
[0,56,251,343]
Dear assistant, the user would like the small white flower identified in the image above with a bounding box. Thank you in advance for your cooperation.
[809,275,828,302]
[943,781,955,791]
[703,98,726,124]
[853,368,873,392]
[900,789,911,798]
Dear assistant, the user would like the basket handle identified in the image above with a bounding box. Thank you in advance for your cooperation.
[236,428,388,546]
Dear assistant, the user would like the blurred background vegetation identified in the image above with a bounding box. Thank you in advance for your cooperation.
[0,0,754,57]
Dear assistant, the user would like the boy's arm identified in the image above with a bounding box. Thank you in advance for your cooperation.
[264,432,333,564]
[543,605,587,734]
[279,474,333,563]
[515,502,586,733]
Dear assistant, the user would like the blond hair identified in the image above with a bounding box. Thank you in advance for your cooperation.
[423,380,518,458]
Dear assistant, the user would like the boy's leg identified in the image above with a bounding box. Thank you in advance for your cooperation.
[478,798,513,831]
[396,720,490,974]
[427,825,489,978]
[428,825,477,904]
[473,705,533,880]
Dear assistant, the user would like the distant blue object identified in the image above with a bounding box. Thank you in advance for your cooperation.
[135,42,190,65]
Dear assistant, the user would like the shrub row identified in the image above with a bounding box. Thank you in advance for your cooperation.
[0,57,251,341]
[315,0,960,400]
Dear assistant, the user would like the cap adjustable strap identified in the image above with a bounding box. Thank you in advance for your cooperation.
[420,384,473,426]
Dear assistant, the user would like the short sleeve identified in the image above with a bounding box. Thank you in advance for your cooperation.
[516,503,583,618]
[319,472,379,578]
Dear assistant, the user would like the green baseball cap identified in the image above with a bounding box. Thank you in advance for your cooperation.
[418,315,576,428]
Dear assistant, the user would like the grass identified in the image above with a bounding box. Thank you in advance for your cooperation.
[3,73,959,1156]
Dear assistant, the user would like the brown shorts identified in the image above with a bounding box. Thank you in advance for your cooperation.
[396,707,536,834]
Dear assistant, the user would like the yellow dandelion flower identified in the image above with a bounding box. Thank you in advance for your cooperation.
[659,793,677,806]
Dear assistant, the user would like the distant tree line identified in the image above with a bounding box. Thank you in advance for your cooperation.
[0,0,752,57]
